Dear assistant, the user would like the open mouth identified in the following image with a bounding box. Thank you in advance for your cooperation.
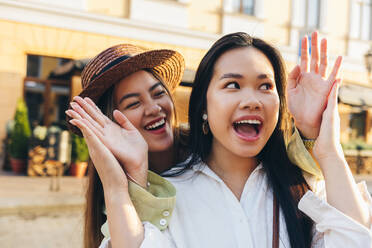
[145,118,166,131]
[233,119,262,141]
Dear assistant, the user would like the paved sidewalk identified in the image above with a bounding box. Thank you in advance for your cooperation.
[0,171,87,215]
[0,171,87,248]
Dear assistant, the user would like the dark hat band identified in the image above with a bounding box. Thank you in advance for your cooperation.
[90,55,131,82]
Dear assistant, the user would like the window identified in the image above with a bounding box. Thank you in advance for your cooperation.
[25,55,72,127]
[349,111,367,140]
[231,0,255,15]
[350,0,372,40]
[300,0,321,29]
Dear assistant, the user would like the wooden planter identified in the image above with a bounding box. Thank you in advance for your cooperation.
[10,157,28,174]
[69,162,88,178]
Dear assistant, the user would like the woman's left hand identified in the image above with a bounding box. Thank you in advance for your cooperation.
[287,31,342,139]
[312,79,344,164]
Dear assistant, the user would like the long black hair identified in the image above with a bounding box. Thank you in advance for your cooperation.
[182,32,314,247]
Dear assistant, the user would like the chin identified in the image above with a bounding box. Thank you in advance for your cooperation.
[148,139,173,153]
[232,143,266,159]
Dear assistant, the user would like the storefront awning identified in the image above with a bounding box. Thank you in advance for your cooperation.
[339,84,372,108]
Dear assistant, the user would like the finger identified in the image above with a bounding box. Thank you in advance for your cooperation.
[69,119,106,174]
[113,110,136,131]
[69,119,94,140]
[85,97,103,114]
[70,102,104,134]
[300,36,309,72]
[73,96,106,127]
[325,79,341,114]
[310,31,319,73]
[318,38,328,77]
[65,109,83,120]
[327,56,343,83]
[81,117,105,139]
[287,65,301,90]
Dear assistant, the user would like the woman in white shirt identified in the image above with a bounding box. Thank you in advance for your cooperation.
[148,32,371,247]
[72,32,372,247]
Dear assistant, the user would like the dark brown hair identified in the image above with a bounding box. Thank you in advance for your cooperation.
[183,32,314,247]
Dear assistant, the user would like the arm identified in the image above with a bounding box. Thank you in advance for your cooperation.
[312,80,370,228]
[69,114,147,247]
[287,31,370,228]
[67,98,177,230]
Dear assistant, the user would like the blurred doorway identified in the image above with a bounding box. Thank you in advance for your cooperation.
[24,55,72,128]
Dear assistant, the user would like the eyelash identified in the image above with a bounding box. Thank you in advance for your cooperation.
[225,82,240,89]
[124,90,166,109]
[154,90,166,97]
[260,83,273,90]
[224,82,273,90]
[125,101,140,109]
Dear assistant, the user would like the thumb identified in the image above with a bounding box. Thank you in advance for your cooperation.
[287,65,301,90]
[113,110,136,130]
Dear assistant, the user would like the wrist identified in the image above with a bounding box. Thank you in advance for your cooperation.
[312,149,346,168]
[297,126,319,140]
[126,168,148,189]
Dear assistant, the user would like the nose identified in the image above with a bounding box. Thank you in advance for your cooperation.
[239,91,262,111]
[144,101,162,116]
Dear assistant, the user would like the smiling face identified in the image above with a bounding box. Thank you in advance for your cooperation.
[114,70,174,152]
[206,46,280,159]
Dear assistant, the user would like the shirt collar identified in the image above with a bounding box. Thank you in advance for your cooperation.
[192,160,264,183]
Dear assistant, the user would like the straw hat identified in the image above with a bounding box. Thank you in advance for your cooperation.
[67,44,185,136]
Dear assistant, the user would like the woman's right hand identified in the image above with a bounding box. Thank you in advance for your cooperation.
[66,96,149,188]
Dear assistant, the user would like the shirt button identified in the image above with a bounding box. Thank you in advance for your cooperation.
[162,211,170,217]
[159,218,167,226]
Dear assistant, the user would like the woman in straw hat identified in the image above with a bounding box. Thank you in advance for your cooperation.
[66,44,188,248]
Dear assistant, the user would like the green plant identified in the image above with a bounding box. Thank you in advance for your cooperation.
[9,99,31,159]
[341,139,372,151]
[71,134,89,162]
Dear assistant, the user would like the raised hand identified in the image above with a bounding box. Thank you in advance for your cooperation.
[287,31,343,139]
[66,96,148,188]
[312,79,344,162]
[69,116,129,190]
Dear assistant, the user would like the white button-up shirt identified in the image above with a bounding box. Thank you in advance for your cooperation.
[100,162,372,248]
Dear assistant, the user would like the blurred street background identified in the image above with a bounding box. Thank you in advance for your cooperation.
[0,0,371,247]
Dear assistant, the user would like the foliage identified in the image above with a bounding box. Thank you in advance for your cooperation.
[341,139,372,151]
[9,99,31,159]
[71,134,89,162]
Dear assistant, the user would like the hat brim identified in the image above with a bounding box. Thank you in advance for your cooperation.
[67,49,185,136]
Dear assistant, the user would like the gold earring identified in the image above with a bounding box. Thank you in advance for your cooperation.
[202,113,209,135]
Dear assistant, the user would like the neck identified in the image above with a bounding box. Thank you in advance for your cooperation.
[148,146,175,174]
[207,141,258,200]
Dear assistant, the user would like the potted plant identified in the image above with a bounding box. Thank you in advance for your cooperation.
[9,99,31,174]
[69,134,89,177]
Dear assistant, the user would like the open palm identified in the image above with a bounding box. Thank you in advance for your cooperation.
[67,96,149,187]
[287,31,342,139]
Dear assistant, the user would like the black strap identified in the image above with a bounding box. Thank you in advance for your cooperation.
[272,194,280,248]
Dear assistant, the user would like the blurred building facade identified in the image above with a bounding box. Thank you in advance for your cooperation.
[0,0,371,155]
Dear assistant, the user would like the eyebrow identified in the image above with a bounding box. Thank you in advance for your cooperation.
[219,73,243,80]
[118,81,162,105]
[257,74,274,80]
[219,73,274,80]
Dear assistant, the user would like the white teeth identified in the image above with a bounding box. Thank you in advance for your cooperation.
[235,119,262,125]
[146,119,165,130]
